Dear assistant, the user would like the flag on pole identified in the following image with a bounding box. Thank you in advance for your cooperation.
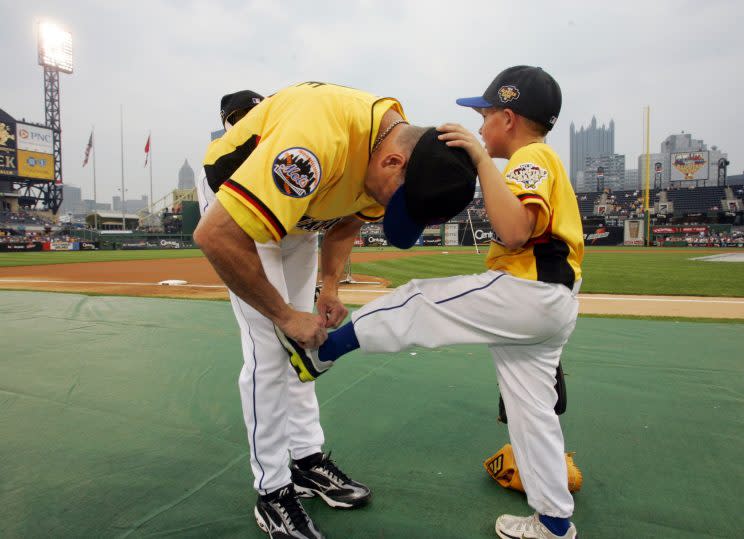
[144,133,151,167]
[82,131,93,167]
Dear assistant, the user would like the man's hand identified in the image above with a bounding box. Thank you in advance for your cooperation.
[316,288,348,329]
[277,310,328,349]
[317,215,359,329]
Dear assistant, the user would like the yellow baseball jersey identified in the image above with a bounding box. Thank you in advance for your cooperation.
[204,82,405,243]
[486,143,584,287]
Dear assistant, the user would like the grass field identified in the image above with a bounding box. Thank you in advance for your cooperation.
[350,246,744,297]
[1,246,742,297]
[0,249,204,267]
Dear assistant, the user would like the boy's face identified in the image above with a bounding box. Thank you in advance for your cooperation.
[476,107,509,159]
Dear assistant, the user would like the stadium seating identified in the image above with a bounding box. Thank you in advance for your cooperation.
[664,186,726,213]
[574,186,733,218]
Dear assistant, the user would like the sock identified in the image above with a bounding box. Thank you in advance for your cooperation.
[539,514,571,536]
[318,321,359,362]
[293,452,323,470]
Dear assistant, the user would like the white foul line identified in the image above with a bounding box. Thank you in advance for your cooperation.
[579,295,744,305]
[0,278,226,289]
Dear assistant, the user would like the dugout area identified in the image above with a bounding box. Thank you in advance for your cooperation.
[1,291,742,538]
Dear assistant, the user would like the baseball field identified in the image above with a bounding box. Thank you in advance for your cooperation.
[1,246,743,537]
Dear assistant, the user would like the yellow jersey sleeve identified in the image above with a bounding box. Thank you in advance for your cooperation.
[216,189,274,243]
[503,145,555,238]
[355,204,385,222]
[214,105,341,242]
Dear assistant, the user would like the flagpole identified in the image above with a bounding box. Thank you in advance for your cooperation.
[148,131,153,217]
[120,104,126,231]
[643,106,651,246]
[92,126,98,231]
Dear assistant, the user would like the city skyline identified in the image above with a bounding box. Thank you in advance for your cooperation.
[60,157,197,215]
[2,1,742,205]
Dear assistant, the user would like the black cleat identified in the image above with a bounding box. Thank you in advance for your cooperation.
[292,452,371,509]
[274,324,334,382]
[254,484,324,538]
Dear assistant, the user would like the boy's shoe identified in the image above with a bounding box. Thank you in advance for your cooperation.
[254,484,324,539]
[291,452,371,509]
[495,512,577,539]
[274,324,333,382]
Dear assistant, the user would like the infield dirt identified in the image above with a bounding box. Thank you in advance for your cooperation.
[0,250,742,319]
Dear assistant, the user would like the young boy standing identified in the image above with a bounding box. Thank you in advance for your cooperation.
[277,66,584,538]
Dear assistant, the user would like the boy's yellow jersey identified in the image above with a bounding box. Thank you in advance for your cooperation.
[486,143,584,287]
[203,82,405,243]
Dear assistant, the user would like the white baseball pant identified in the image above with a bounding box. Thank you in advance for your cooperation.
[198,172,324,494]
[351,270,580,518]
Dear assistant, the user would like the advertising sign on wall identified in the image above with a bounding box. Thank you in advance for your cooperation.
[582,224,624,246]
[624,219,644,246]
[671,151,709,182]
[15,123,54,154]
[460,220,496,246]
[421,235,442,246]
[0,147,16,177]
[0,112,17,177]
[444,223,459,246]
[652,226,708,234]
[363,235,388,247]
[0,242,45,252]
[17,149,54,180]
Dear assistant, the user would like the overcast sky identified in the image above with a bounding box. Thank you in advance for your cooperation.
[2,0,742,205]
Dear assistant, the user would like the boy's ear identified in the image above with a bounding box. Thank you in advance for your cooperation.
[503,108,517,130]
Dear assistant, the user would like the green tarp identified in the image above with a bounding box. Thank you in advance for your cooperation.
[1,291,742,538]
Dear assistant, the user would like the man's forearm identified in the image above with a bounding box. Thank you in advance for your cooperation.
[319,217,363,292]
[194,202,291,324]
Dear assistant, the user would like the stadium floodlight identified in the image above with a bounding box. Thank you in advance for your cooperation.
[37,21,73,74]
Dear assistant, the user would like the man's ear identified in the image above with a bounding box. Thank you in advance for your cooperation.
[380,152,406,170]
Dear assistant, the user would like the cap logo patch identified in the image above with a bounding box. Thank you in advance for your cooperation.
[272,147,321,198]
[498,85,520,103]
[549,115,558,125]
[506,162,548,190]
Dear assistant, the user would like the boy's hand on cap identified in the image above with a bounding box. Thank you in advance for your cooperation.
[437,123,489,168]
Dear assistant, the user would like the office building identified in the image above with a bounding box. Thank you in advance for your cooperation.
[570,117,615,189]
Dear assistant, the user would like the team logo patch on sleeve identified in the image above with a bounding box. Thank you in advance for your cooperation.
[272,147,321,198]
[506,162,548,190]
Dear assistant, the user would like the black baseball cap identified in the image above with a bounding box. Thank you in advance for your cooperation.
[219,90,264,126]
[383,128,476,249]
[456,66,561,131]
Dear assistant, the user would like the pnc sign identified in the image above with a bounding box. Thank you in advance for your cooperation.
[16,123,54,154]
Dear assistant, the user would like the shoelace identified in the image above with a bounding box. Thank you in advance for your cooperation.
[318,452,351,483]
[276,491,310,532]
[522,513,550,537]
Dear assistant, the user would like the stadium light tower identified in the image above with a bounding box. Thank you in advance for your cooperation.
[37,20,73,213]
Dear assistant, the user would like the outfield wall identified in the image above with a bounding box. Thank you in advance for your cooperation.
[0,241,99,252]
